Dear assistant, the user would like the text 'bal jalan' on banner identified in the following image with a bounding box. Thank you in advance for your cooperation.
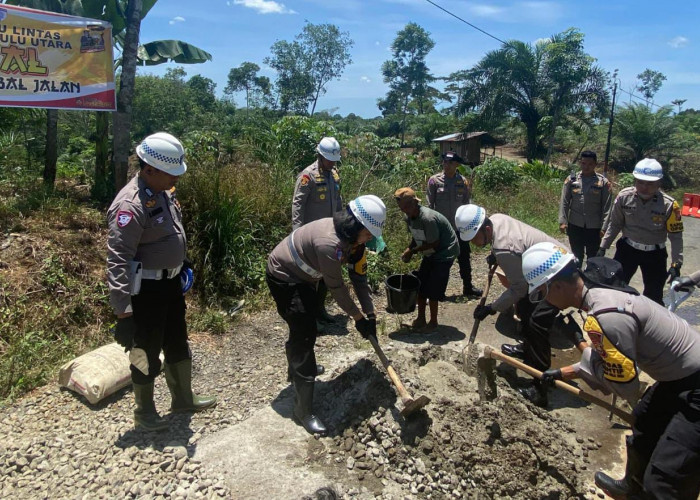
[0,4,115,111]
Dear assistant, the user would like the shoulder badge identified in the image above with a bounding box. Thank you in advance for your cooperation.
[300,174,310,187]
[117,210,134,228]
[667,200,684,233]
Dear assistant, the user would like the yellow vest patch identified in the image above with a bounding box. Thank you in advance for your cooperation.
[584,315,637,383]
[667,200,684,233]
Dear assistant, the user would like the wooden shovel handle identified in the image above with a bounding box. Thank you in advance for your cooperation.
[367,334,412,402]
[468,264,498,345]
[487,347,635,425]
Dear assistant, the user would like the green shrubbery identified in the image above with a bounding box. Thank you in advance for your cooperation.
[474,157,521,190]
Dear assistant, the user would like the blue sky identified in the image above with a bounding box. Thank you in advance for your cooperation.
[140,0,700,118]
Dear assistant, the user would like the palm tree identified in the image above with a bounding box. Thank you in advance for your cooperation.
[613,103,675,163]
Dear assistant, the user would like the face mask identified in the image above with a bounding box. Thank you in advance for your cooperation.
[366,235,386,253]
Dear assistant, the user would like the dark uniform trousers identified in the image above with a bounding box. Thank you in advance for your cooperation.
[516,296,560,372]
[266,273,319,380]
[457,238,473,286]
[631,369,700,499]
[567,224,601,266]
[131,276,190,385]
[614,239,667,306]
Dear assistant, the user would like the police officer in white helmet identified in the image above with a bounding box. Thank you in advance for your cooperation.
[522,241,700,500]
[107,132,216,431]
[598,158,684,305]
[267,195,386,436]
[292,137,344,326]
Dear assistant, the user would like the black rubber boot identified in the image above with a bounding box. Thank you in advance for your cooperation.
[133,382,169,431]
[287,364,325,383]
[595,437,645,499]
[164,359,217,412]
[501,343,526,360]
[292,375,327,436]
[518,380,548,408]
[462,284,483,298]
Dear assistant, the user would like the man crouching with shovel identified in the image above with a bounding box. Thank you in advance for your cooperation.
[521,242,700,500]
[266,195,386,436]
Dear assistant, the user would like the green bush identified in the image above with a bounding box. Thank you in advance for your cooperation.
[518,159,567,183]
[617,173,635,189]
[474,157,521,190]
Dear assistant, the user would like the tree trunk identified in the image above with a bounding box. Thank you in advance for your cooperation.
[544,108,561,166]
[93,111,111,200]
[525,119,538,162]
[44,109,58,187]
[400,94,409,146]
[112,0,143,192]
[310,84,322,115]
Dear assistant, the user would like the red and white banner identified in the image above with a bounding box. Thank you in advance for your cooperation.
[0,4,115,111]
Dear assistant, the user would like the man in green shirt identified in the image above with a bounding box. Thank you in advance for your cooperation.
[395,187,459,330]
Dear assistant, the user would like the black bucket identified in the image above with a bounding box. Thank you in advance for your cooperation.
[385,273,421,314]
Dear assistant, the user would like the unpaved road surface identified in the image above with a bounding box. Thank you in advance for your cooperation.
[2,218,699,499]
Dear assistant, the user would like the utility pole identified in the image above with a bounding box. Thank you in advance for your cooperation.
[603,70,618,179]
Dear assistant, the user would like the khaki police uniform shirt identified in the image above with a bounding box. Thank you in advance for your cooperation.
[489,214,564,313]
[558,172,611,229]
[600,187,684,265]
[426,172,470,229]
[107,175,186,315]
[291,160,343,230]
[267,218,373,318]
[574,287,700,402]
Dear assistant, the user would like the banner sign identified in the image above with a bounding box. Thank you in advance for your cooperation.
[0,5,116,111]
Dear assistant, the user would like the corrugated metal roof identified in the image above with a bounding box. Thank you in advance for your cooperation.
[432,131,489,142]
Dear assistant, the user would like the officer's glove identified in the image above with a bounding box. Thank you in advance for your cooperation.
[555,313,586,346]
[355,317,373,339]
[595,248,606,258]
[672,276,696,291]
[486,254,497,267]
[540,368,563,386]
[667,262,681,284]
[113,316,136,351]
[474,304,496,321]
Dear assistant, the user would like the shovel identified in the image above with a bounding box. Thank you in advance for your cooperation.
[468,263,498,345]
[367,334,430,416]
[475,344,634,425]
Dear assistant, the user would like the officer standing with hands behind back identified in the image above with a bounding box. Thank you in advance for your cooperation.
[427,151,482,298]
[598,158,683,305]
[558,151,611,267]
[292,137,344,325]
[108,132,216,431]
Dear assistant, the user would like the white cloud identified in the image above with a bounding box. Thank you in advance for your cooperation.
[168,16,185,25]
[360,76,371,83]
[469,5,504,17]
[668,36,689,49]
[232,0,296,14]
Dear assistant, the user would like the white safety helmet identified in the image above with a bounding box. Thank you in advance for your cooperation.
[632,158,663,181]
[522,242,576,293]
[349,195,386,238]
[455,204,486,241]
[316,137,341,162]
[136,132,187,176]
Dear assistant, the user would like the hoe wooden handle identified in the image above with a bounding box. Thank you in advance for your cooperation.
[486,346,635,425]
[468,264,498,345]
[368,335,412,402]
